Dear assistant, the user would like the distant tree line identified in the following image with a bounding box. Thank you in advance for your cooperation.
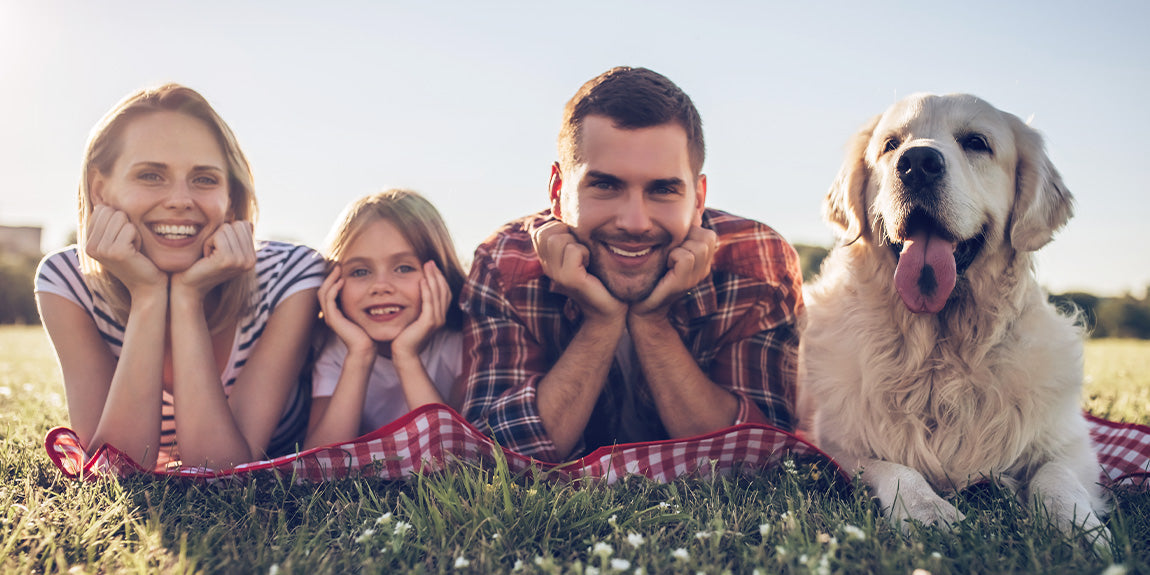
[0,253,39,324]
[793,244,1150,340]
[1,244,1148,339]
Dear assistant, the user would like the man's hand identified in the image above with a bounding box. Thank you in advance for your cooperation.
[531,220,626,323]
[172,221,257,299]
[630,225,717,319]
[317,264,377,357]
[84,205,168,297]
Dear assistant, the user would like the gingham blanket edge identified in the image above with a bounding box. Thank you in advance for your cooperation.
[43,405,1150,487]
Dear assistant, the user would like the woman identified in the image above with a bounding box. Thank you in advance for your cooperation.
[35,84,324,470]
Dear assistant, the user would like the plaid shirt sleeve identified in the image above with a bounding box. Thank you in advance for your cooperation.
[692,209,804,432]
[460,219,564,462]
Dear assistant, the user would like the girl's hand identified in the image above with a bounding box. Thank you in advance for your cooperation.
[171,221,257,299]
[318,264,376,357]
[84,204,167,296]
[390,261,450,361]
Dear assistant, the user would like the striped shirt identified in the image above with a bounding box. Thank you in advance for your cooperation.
[461,208,804,462]
[35,240,325,465]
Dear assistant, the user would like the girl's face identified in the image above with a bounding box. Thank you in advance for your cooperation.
[338,218,426,348]
[91,111,231,273]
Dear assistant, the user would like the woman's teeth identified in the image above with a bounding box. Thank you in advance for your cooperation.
[151,224,199,239]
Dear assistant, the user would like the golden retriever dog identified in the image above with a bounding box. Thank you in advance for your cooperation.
[799,93,1109,543]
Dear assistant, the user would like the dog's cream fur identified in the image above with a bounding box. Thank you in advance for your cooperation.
[799,93,1108,541]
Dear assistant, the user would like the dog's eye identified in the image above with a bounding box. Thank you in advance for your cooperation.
[882,138,900,155]
[959,134,992,154]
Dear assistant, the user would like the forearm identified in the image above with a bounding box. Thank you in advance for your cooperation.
[535,315,625,459]
[89,289,168,466]
[629,313,740,438]
[303,350,374,449]
[168,287,253,467]
[392,352,446,411]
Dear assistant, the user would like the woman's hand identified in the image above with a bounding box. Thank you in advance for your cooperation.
[318,264,376,356]
[390,261,450,361]
[171,221,257,300]
[84,204,167,296]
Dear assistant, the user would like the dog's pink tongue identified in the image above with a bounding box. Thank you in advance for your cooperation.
[894,231,957,314]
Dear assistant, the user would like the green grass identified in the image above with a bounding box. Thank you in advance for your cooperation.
[2,325,1147,574]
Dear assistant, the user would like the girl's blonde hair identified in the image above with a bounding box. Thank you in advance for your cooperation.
[325,189,466,330]
[77,83,258,330]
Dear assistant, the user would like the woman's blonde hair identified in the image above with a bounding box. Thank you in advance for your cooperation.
[77,83,258,330]
[325,189,466,330]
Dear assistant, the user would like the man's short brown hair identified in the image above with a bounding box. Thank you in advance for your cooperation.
[557,67,705,176]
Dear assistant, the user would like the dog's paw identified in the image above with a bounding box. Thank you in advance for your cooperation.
[887,491,965,534]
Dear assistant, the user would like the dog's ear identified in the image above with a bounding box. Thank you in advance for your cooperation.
[1009,114,1074,252]
[825,115,880,242]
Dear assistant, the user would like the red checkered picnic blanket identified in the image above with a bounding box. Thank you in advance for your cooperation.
[43,404,1150,486]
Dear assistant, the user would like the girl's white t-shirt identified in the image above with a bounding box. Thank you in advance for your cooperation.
[311,329,462,435]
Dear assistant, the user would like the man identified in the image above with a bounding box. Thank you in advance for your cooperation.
[461,67,802,462]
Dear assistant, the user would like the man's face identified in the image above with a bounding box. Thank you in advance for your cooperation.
[553,115,706,302]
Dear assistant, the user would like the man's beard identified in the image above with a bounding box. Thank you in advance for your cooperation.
[584,230,670,303]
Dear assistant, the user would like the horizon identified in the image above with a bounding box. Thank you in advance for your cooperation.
[2,1,1147,297]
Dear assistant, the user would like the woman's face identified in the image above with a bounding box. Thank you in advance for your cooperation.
[91,111,231,273]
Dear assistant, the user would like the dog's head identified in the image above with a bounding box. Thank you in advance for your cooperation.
[824,93,1073,313]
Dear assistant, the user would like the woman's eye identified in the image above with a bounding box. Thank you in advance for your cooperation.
[138,172,162,182]
[193,175,220,186]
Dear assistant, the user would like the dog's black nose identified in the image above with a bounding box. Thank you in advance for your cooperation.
[897,147,946,190]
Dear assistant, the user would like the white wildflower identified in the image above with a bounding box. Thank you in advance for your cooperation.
[609,558,631,571]
[842,524,866,541]
[607,514,618,527]
[816,553,831,575]
[354,528,376,543]
[758,523,771,537]
[775,545,788,557]
[633,568,646,575]
[268,565,280,575]
[376,512,393,524]
[1100,566,1127,575]
[513,559,524,571]
[592,542,613,557]
[799,554,809,564]
[694,531,712,541]
[585,567,600,575]
[911,570,932,575]
[0,387,10,397]
[454,556,471,569]
[671,548,689,561]
[492,533,501,540]
[626,532,646,548]
[930,552,942,559]
[783,459,798,475]
[393,521,412,536]
[657,502,671,509]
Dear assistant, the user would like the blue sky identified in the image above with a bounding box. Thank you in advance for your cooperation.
[1,1,1147,296]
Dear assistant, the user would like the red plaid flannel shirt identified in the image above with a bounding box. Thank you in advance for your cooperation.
[460,208,804,462]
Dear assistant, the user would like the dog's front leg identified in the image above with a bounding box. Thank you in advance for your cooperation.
[1028,447,1112,551]
[860,458,965,533]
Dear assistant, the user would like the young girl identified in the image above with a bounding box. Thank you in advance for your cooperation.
[304,189,467,448]
[35,84,324,470]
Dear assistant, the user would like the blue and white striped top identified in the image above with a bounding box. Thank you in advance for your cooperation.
[35,240,325,464]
